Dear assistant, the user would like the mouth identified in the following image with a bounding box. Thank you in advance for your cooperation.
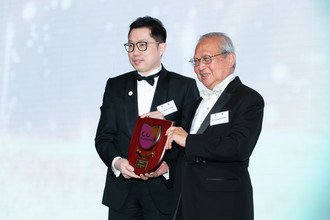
[133,59,143,66]
[199,72,209,81]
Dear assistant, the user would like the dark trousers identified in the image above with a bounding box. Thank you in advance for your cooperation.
[172,193,182,220]
[108,182,172,220]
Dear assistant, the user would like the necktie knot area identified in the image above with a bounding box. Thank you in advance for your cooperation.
[200,89,221,100]
[134,72,160,86]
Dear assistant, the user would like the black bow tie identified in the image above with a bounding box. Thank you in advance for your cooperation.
[134,72,160,86]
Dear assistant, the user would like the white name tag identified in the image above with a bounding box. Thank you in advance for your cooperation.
[157,100,178,116]
[210,111,229,126]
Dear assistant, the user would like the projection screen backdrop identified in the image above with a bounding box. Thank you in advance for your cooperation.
[1,0,329,219]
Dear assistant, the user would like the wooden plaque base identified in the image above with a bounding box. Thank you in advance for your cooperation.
[127,117,173,175]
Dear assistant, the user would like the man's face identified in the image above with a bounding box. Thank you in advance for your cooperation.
[127,27,165,75]
[193,37,235,90]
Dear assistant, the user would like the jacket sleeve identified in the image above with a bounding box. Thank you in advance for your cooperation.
[94,78,119,169]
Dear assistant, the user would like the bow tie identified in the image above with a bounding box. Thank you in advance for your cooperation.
[200,88,222,100]
[134,72,160,86]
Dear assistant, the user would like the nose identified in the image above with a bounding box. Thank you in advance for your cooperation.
[132,48,141,56]
[197,61,207,71]
[131,44,142,55]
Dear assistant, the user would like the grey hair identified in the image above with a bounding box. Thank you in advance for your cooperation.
[198,32,236,68]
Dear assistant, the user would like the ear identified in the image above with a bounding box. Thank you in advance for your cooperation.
[159,43,166,56]
[228,52,236,68]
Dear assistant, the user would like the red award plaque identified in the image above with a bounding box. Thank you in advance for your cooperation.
[127,117,174,175]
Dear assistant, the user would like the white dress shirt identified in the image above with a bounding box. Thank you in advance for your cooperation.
[190,74,236,134]
[137,66,161,115]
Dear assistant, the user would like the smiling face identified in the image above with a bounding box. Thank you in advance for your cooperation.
[127,27,166,76]
[193,36,235,90]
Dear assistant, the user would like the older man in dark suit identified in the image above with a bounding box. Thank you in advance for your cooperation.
[166,32,264,220]
[95,16,199,220]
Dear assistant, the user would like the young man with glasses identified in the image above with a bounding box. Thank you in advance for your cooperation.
[166,32,264,220]
[95,16,199,220]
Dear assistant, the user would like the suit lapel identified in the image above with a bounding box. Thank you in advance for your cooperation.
[196,92,231,134]
[150,67,169,111]
[196,77,242,134]
[187,98,202,131]
[125,72,139,135]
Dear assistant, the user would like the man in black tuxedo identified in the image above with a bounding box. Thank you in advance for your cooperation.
[166,32,264,220]
[94,16,199,220]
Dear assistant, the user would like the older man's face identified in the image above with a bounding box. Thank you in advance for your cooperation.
[193,37,235,90]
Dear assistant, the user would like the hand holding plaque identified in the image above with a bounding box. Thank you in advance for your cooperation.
[127,117,174,175]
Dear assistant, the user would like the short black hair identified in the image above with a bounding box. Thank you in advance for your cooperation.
[128,16,167,43]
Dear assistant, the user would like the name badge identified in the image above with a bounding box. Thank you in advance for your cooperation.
[157,100,178,116]
[210,111,229,126]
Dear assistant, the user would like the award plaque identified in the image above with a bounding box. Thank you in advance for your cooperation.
[127,117,174,175]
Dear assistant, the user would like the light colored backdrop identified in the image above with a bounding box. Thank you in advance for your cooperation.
[1,0,329,219]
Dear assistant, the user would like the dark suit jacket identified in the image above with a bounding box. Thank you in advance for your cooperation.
[95,66,199,214]
[177,77,264,220]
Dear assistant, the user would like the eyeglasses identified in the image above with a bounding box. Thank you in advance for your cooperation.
[124,41,160,53]
[189,52,228,67]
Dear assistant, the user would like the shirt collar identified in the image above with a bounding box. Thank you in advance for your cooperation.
[200,74,236,100]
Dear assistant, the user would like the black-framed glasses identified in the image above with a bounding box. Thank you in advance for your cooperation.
[189,52,228,67]
[123,41,160,53]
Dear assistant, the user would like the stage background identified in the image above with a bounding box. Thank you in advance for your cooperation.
[1,0,329,219]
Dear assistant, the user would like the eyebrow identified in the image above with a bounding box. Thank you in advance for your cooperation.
[128,39,150,43]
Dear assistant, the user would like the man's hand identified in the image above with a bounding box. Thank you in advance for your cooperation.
[166,126,188,149]
[140,111,165,120]
[139,161,169,180]
[114,158,140,179]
